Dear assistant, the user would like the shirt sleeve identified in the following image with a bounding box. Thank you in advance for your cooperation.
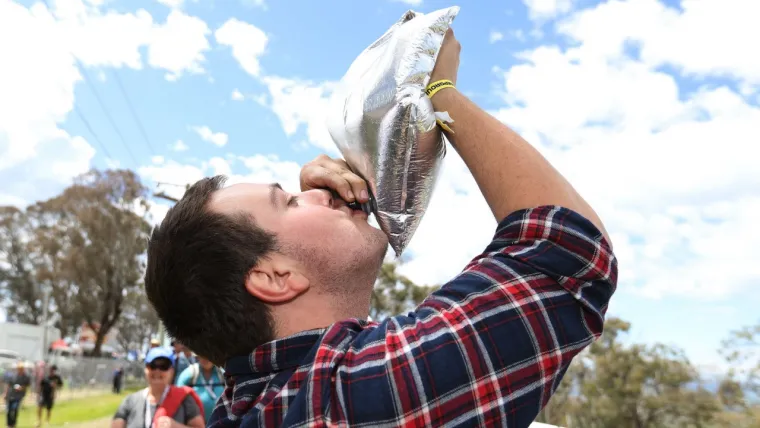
[182,394,202,421]
[335,206,618,427]
[113,394,133,421]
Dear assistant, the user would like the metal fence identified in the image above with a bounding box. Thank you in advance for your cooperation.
[1,356,145,404]
[49,356,144,398]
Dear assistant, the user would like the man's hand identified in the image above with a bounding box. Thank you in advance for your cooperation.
[156,416,177,428]
[300,155,370,204]
[430,28,461,86]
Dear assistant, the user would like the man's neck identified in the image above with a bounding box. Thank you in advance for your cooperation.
[274,283,373,340]
[147,384,167,402]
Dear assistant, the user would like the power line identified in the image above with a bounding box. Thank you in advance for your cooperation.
[75,61,139,166]
[42,0,139,168]
[73,105,113,160]
[112,70,157,156]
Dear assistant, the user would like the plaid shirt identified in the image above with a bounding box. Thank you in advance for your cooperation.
[209,206,617,428]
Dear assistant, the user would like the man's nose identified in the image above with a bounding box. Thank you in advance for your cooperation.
[299,188,333,207]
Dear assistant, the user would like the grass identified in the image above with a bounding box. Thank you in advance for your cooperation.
[5,388,139,428]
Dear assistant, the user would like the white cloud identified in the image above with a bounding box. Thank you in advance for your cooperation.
[151,155,165,164]
[147,9,211,81]
[522,0,575,20]
[557,0,760,93]
[215,18,268,77]
[0,0,95,206]
[398,151,495,286]
[231,88,245,101]
[229,154,301,191]
[261,76,339,154]
[191,126,229,147]
[147,202,172,225]
[171,139,189,151]
[392,0,423,6]
[208,156,232,176]
[45,0,210,80]
[252,93,268,106]
[471,0,760,302]
[139,160,205,200]
[156,0,184,8]
[489,30,504,43]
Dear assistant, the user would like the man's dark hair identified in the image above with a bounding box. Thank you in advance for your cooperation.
[145,176,276,366]
[50,365,57,371]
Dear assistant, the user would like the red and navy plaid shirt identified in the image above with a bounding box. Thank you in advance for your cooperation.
[209,206,617,427]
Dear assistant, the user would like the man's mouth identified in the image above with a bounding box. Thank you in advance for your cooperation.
[325,188,372,214]
[332,198,370,221]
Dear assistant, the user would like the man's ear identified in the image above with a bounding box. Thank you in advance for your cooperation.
[244,253,310,303]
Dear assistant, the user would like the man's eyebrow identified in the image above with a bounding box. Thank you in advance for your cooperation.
[269,183,282,208]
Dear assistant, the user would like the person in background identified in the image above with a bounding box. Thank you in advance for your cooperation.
[176,356,224,424]
[112,347,204,428]
[3,362,30,428]
[112,367,123,394]
[170,341,195,385]
[36,365,63,427]
[149,338,161,349]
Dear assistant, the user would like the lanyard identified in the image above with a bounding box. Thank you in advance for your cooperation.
[144,386,169,428]
[198,369,219,401]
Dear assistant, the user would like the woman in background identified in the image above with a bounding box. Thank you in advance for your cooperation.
[111,347,204,428]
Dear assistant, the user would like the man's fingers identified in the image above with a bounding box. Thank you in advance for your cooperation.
[321,159,369,203]
[303,166,355,202]
[301,157,369,203]
[341,172,369,203]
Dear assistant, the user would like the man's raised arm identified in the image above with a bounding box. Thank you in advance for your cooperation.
[430,29,610,243]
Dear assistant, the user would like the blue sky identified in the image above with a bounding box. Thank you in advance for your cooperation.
[1,0,759,373]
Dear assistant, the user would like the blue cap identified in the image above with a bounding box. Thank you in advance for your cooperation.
[145,347,175,365]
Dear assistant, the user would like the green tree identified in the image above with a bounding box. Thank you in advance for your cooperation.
[0,169,152,356]
[715,321,760,427]
[116,288,160,353]
[27,200,84,337]
[52,169,152,356]
[0,207,43,324]
[538,317,721,428]
[369,262,439,321]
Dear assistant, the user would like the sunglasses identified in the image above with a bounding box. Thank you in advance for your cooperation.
[146,359,173,372]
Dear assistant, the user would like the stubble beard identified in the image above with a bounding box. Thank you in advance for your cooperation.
[289,229,387,314]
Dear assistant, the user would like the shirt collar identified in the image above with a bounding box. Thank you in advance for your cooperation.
[224,319,374,376]
[224,328,327,375]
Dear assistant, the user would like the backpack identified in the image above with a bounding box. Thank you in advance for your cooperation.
[189,363,225,388]
[152,385,204,427]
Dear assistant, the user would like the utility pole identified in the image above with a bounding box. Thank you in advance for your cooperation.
[153,191,179,203]
[41,288,50,361]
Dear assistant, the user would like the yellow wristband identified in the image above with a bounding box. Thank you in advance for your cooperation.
[425,80,455,99]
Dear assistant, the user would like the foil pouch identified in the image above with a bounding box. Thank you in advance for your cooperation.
[327,6,459,256]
